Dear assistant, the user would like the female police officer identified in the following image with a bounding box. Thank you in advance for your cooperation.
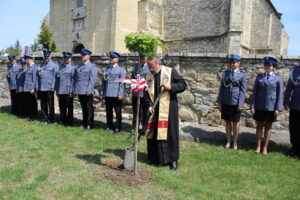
[250,56,283,155]
[284,65,300,157]
[217,54,247,150]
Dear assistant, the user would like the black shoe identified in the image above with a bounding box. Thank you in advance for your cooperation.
[114,128,121,133]
[85,125,92,130]
[287,147,298,157]
[169,161,178,170]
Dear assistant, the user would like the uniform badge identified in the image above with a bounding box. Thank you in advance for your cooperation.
[7,72,11,78]
[57,72,61,78]
[38,68,44,76]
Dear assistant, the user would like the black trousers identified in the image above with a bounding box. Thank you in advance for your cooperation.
[39,91,55,122]
[289,110,300,153]
[79,95,94,126]
[23,92,37,120]
[58,95,74,125]
[17,93,26,116]
[105,97,122,129]
[132,96,148,130]
[10,89,20,115]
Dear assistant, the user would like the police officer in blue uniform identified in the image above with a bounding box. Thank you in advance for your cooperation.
[284,65,300,157]
[129,55,149,131]
[217,54,247,150]
[56,52,76,126]
[6,55,21,115]
[99,51,126,133]
[23,55,38,120]
[73,49,98,130]
[250,56,283,155]
[16,58,27,117]
[36,50,59,123]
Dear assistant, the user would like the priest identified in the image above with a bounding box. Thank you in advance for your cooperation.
[144,56,187,170]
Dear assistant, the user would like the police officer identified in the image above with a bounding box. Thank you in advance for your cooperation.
[99,51,126,133]
[250,56,283,155]
[16,58,28,117]
[128,55,149,132]
[23,55,38,120]
[217,54,247,150]
[284,65,300,157]
[73,49,98,130]
[36,50,59,123]
[6,55,21,115]
[56,52,76,126]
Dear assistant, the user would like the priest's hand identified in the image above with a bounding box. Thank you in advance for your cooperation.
[250,109,255,114]
[284,105,290,111]
[163,84,172,91]
[30,90,35,95]
[86,92,91,96]
[149,107,154,114]
[274,110,281,117]
[118,96,123,101]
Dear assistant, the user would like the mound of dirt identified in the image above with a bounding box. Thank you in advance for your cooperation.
[99,158,152,187]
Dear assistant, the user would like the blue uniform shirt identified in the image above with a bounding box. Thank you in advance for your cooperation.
[36,60,59,91]
[16,67,27,92]
[250,72,284,111]
[55,63,76,95]
[6,63,21,90]
[99,64,126,97]
[73,61,98,95]
[217,69,247,107]
[284,66,300,110]
[23,64,38,92]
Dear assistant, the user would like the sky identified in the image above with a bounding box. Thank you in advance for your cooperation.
[0,0,299,55]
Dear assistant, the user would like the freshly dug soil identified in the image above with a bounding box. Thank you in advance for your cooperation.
[99,158,152,187]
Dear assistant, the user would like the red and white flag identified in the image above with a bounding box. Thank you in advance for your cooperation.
[115,75,148,93]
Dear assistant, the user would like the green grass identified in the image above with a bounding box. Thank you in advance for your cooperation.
[0,110,299,200]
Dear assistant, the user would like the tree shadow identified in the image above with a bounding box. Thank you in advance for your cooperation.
[103,148,150,164]
[182,126,290,154]
[76,154,107,165]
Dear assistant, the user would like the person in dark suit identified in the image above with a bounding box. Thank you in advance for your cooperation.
[36,50,59,123]
[284,65,300,157]
[250,56,283,155]
[6,55,21,115]
[217,54,247,150]
[73,49,98,130]
[144,56,187,170]
[99,51,126,133]
[55,52,76,126]
[128,55,149,132]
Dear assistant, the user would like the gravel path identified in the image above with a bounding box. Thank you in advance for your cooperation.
[0,98,290,146]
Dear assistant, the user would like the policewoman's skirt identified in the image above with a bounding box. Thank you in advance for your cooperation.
[221,104,241,122]
[253,110,277,123]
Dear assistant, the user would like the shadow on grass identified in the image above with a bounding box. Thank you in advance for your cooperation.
[0,105,132,131]
[182,126,290,155]
[76,154,107,165]
[76,149,150,166]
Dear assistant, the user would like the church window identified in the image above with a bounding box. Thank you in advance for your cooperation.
[77,0,83,8]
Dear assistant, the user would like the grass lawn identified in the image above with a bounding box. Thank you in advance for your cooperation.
[0,110,299,200]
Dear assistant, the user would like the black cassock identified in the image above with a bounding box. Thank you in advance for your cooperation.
[144,68,187,165]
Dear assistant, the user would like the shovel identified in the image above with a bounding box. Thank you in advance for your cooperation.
[123,88,165,170]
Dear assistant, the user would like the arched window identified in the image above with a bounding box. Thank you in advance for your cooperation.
[77,0,83,8]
